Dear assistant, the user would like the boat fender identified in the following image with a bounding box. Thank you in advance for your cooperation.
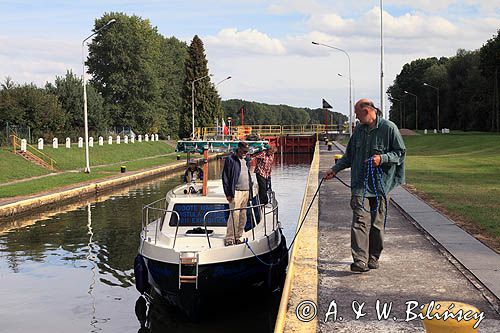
[134,254,150,294]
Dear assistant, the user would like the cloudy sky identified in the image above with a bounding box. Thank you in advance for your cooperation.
[0,0,499,117]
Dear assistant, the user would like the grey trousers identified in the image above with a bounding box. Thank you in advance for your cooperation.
[350,195,388,264]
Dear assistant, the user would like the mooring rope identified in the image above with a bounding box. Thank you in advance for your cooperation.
[245,156,389,266]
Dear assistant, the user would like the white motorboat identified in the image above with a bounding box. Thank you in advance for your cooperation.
[134,142,288,318]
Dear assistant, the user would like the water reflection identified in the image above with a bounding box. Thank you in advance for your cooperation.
[0,154,312,332]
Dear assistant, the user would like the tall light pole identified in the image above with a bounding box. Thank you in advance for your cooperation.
[312,41,353,137]
[191,74,213,138]
[404,90,418,130]
[215,76,231,87]
[338,73,355,102]
[423,82,440,131]
[82,18,116,173]
[380,0,385,118]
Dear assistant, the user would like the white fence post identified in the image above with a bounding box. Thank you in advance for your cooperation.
[53,138,58,148]
[38,138,44,150]
[20,139,27,152]
[138,135,142,142]
[89,137,94,147]
[99,136,104,146]
[116,135,121,144]
[124,135,128,144]
[108,136,113,145]
[131,135,135,143]
[66,137,71,148]
[145,134,149,142]
[78,137,83,148]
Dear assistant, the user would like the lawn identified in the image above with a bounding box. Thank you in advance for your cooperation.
[0,148,50,183]
[404,133,500,240]
[39,141,175,170]
[0,141,186,198]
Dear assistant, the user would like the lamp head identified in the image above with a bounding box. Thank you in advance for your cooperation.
[423,83,428,86]
[312,41,319,45]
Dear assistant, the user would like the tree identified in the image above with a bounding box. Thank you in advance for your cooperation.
[158,36,188,139]
[179,35,221,138]
[479,29,500,132]
[87,12,164,134]
[45,70,109,135]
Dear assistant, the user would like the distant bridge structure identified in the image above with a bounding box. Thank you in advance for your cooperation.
[195,124,347,153]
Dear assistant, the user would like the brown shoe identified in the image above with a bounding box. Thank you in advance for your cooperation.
[350,261,369,272]
[368,258,379,269]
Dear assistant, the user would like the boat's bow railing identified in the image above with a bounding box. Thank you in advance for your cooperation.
[142,197,179,246]
[202,198,279,249]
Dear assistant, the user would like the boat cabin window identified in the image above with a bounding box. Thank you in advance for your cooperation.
[169,203,230,227]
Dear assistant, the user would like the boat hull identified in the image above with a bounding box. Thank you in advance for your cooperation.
[139,232,288,317]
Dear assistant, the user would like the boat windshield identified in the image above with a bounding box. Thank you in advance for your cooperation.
[169,203,230,227]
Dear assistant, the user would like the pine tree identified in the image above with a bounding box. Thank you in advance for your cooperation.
[179,35,221,138]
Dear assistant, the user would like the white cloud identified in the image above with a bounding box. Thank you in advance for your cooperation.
[0,35,80,85]
[205,28,286,56]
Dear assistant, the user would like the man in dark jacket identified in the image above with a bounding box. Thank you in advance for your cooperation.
[222,141,251,246]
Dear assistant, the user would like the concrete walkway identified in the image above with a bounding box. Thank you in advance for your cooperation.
[317,142,500,332]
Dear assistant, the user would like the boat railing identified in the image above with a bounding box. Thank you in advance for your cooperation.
[142,197,180,246]
[202,199,279,249]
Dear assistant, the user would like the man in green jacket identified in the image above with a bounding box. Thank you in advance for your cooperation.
[325,98,406,273]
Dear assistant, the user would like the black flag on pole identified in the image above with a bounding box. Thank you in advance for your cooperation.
[322,99,333,109]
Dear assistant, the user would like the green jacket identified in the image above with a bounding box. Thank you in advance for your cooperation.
[332,116,406,197]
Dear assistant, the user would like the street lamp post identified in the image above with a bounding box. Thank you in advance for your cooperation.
[423,82,440,131]
[214,76,231,135]
[191,74,213,138]
[312,41,353,137]
[338,73,355,103]
[404,90,418,130]
[215,76,231,87]
[82,18,116,173]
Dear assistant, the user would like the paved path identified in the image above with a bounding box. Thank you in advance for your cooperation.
[317,142,500,332]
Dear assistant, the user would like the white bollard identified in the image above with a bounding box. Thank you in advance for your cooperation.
[38,138,44,150]
[21,139,27,152]
[167,135,170,141]
[78,137,83,148]
[138,135,142,142]
[424,129,428,134]
[441,129,445,134]
[108,136,113,145]
[434,129,437,134]
[66,137,71,149]
[124,135,128,144]
[116,135,121,144]
[98,136,104,146]
[155,134,159,141]
[145,134,149,142]
[53,138,58,149]
[89,137,94,147]
[131,135,135,143]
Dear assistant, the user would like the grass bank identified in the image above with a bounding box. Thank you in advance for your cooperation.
[404,133,500,243]
[37,141,175,170]
[0,141,188,199]
[0,149,51,183]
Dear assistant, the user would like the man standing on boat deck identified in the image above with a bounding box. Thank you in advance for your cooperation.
[252,146,277,205]
[222,141,252,246]
[324,99,406,273]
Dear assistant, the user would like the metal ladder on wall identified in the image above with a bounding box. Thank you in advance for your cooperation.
[178,252,199,289]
